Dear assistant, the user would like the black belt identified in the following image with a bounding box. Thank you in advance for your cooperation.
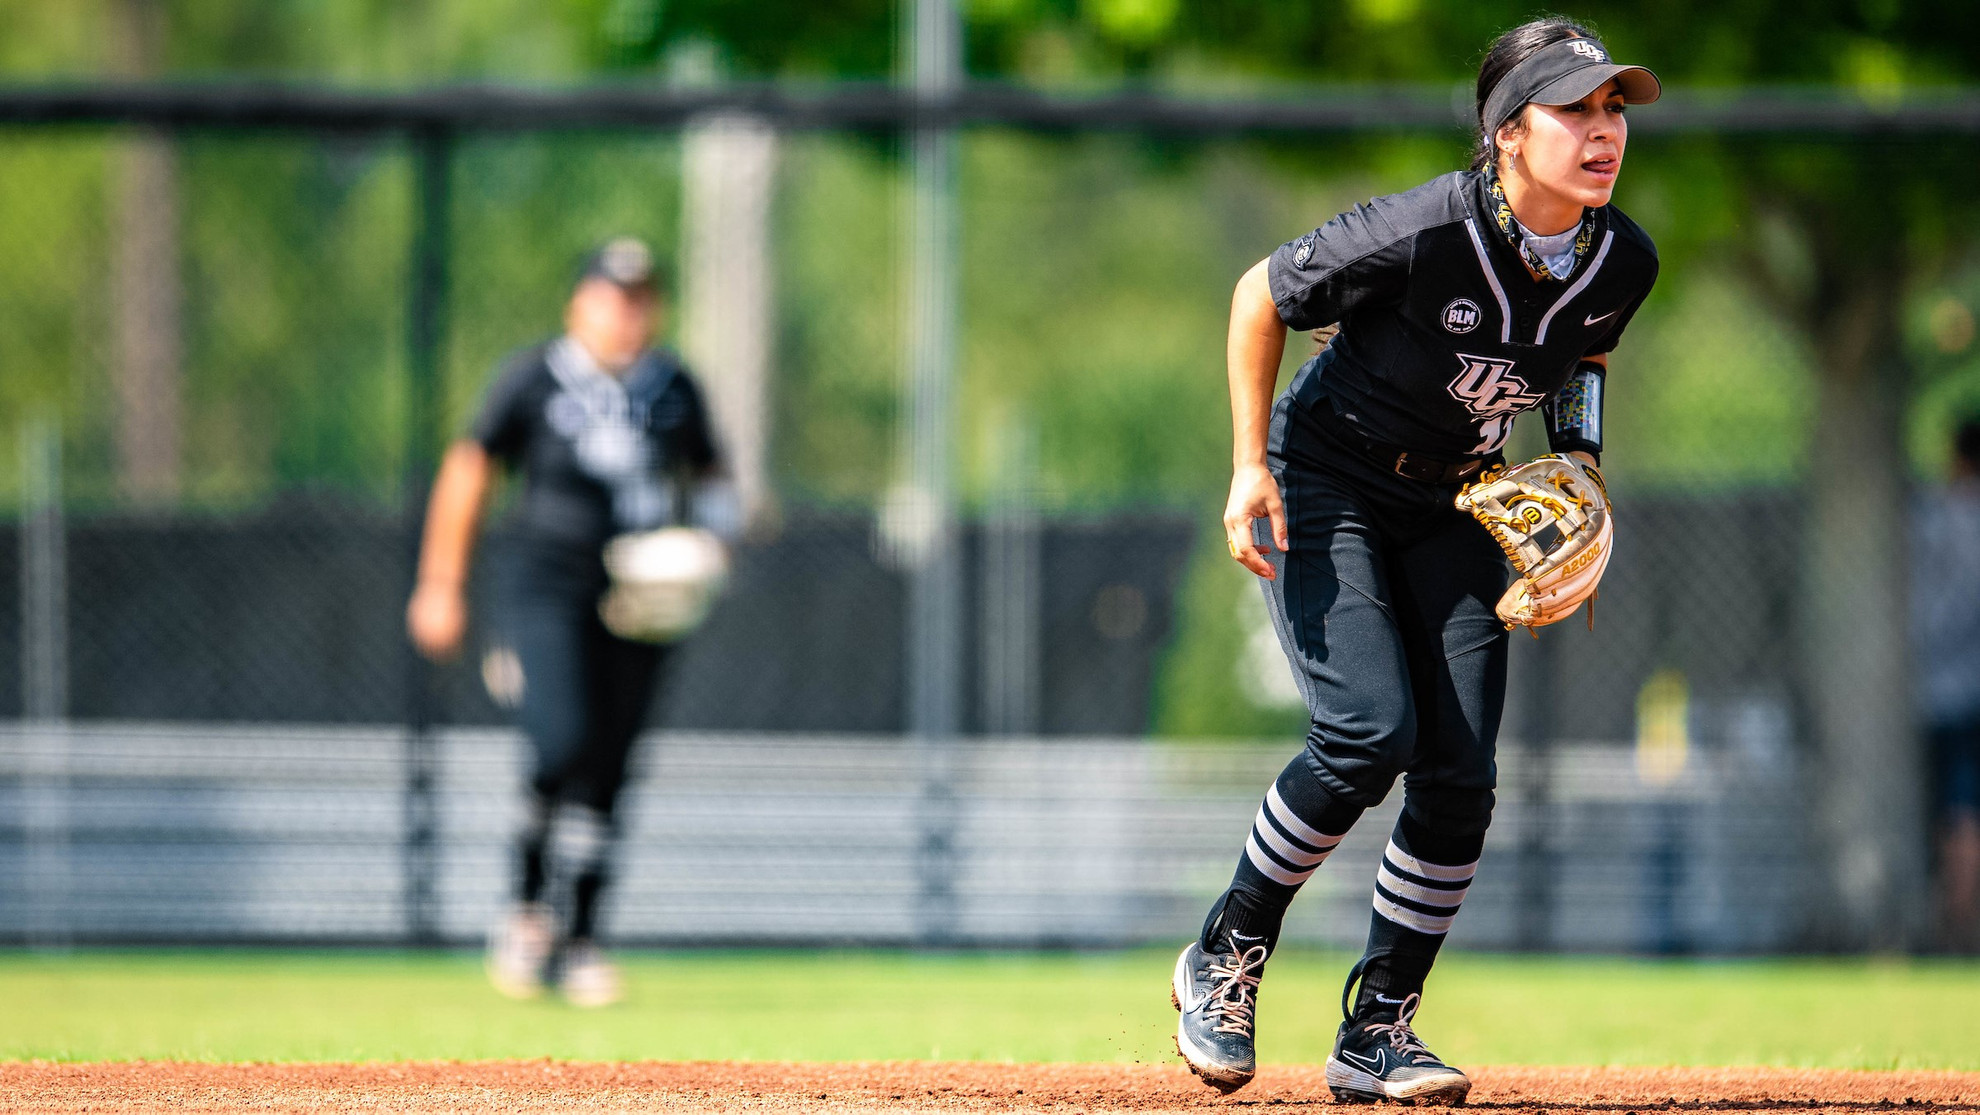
[1308,404,1497,485]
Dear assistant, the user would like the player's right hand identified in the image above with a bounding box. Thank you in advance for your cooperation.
[407,582,469,662]
[1224,463,1289,581]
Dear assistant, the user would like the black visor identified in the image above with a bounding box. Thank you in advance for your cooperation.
[1482,37,1661,134]
[576,237,660,292]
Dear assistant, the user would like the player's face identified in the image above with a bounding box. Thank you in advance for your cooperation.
[566,279,662,372]
[1511,80,1629,210]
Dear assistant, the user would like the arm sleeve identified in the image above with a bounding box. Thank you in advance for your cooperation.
[670,373,722,472]
[1544,361,1606,458]
[466,352,540,464]
[1265,198,1416,332]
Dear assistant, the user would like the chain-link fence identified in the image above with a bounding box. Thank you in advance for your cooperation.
[0,89,1949,951]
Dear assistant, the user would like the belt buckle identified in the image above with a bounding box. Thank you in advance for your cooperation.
[1396,451,1477,484]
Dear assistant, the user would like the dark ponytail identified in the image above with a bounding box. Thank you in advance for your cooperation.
[1471,16,1600,172]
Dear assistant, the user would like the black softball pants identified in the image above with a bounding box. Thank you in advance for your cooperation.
[1204,397,1510,1017]
[493,540,669,941]
[496,541,668,816]
[1261,410,1509,833]
[505,593,666,815]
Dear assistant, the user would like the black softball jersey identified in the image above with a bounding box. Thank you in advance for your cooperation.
[1268,170,1657,459]
[471,338,720,553]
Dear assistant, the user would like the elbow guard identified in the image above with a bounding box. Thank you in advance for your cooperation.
[1544,360,1605,459]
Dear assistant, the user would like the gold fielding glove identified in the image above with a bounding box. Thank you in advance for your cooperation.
[1454,454,1613,631]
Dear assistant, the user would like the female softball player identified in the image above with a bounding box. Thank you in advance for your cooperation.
[408,238,735,1007]
[1171,19,1660,1100]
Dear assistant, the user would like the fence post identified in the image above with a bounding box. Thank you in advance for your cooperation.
[402,126,452,946]
[981,412,1040,736]
[901,0,964,947]
[20,413,69,950]
[681,112,779,530]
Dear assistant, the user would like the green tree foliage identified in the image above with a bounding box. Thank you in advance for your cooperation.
[577,0,896,78]
[2,1,1978,750]
[962,0,1980,88]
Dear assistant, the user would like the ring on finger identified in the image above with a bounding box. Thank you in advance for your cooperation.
[1227,538,1240,559]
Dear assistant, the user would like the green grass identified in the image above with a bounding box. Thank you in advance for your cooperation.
[2,948,1976,1068]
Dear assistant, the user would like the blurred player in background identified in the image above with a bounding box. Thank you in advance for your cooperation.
[1172,17,1659,1101]
[1913,417,1980,952]
[408,238,738,1005]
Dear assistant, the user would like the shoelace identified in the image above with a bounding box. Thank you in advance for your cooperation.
[1202,944,1269,1037]
[1359,992,1434,1061]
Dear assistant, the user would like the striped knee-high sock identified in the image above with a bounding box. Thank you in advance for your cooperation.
[1353,817,1483,1021]
[1372,840,1476,937]
[547,803,618,942]
[1202,758,1363,952]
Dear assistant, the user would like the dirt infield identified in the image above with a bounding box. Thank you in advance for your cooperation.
[3,1062,1976,1114]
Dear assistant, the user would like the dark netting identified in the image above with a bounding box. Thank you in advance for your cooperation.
[0,111,1927,951]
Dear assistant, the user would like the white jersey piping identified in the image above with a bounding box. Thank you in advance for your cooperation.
[1463,218,1514,345]
[1534,229,1615,345]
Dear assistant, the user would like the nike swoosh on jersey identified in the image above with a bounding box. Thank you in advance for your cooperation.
[1584,308,1620,326]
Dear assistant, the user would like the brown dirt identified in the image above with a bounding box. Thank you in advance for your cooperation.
[1,1061,1975,1114]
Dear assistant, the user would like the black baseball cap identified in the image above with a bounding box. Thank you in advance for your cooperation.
[576,237,662,292]
[1483,37,1661,133]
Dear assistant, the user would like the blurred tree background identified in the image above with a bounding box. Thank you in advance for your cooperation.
[1,0,1978,746]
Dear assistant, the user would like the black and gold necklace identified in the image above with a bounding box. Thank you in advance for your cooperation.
[1486,172,1595,281]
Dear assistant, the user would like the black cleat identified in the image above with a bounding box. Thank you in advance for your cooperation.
[1170,937,1269,1094]
[1325,992,1470,1105]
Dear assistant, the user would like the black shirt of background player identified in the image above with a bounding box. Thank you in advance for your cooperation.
[1267,169,1657,459]
[471,340,719,554]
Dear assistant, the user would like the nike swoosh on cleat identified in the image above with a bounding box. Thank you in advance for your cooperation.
[1176,957,1212,1013]
[1584,308,1619,326]
[1338,1048,1386,1075]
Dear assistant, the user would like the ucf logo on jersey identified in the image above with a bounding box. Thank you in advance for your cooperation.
[1448,354,1544,418]
[1448,353,1547,453]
